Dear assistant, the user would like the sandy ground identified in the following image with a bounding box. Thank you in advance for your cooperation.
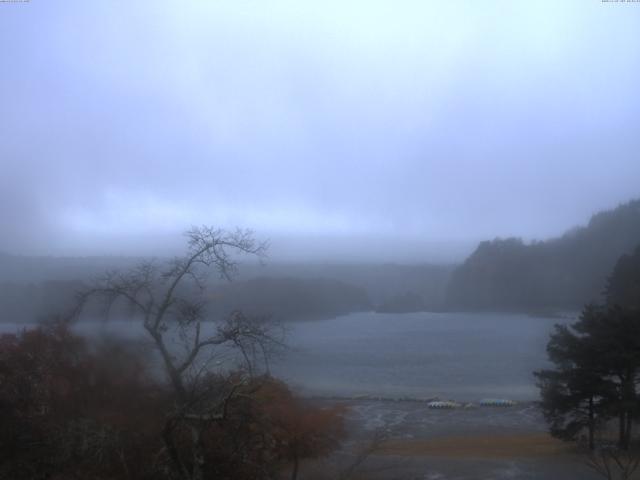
[302,399,603,480]
[379,432,568,458]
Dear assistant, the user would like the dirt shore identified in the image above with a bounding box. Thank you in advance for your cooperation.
[379,432,570,459]
[309,398,601,479]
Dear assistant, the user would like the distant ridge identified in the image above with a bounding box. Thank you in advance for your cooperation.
[446,199,640,311]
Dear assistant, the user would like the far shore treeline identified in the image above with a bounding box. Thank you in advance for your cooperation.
[0,198,639,322]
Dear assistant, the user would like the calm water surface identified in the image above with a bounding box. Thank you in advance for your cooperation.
[270,311,575,401]
[1,311,574,402]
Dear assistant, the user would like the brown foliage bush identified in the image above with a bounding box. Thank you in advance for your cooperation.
[0,321,167,479]
[0,323,346,480]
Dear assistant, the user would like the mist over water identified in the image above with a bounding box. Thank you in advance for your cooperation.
[0,311,573,402]
[272,311,574,401]
[2,2,639,478]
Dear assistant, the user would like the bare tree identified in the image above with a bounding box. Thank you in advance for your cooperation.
[74,226,283,480]
[585,446,640,480]
[337,429,399,480]
[338,431,382,480]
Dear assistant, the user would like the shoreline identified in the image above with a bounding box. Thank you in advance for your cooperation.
[314,397,599,479]
[379,432,572,459]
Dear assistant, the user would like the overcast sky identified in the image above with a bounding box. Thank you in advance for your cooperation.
[1,1,639,261]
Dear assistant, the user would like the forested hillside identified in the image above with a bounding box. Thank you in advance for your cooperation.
[446,199,640,310]
[0,255,449,322]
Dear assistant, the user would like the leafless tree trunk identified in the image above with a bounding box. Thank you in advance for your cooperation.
[585,447,640,480]
[74,226,283,480]
[338,429,390,480]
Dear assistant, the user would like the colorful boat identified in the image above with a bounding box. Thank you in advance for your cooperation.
[479,398,517,407]
[427,400,460,409]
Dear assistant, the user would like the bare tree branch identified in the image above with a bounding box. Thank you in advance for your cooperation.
[72,226,277,480]
[585,446,640,480]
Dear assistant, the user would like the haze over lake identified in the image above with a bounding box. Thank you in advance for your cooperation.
[271,312,575,401]
[2,311,573,402]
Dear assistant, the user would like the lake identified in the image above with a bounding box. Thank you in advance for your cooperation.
[270,311,575,401]
[1,311,595,480]
[0,311,575,402]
